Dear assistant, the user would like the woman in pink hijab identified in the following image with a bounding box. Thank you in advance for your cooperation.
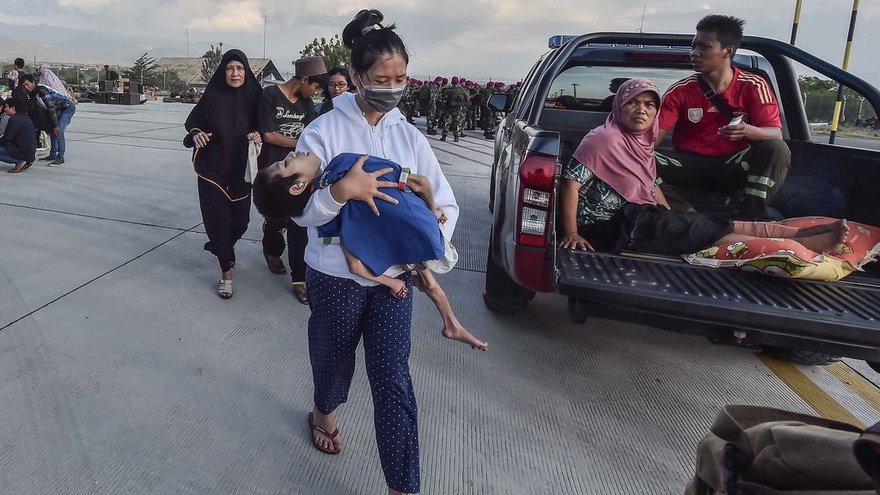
[558,78,848,255]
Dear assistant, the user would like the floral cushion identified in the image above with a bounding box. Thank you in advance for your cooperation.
[683,217,880,281]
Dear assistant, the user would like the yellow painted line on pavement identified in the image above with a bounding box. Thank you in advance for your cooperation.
[757,355,865,428]
[824,361,880,413]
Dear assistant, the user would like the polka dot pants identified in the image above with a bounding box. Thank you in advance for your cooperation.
[306,267,420,493]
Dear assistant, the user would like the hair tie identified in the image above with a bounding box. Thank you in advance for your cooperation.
[361,25,377,36]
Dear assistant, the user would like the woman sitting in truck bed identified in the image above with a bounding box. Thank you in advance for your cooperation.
[557,78,848,256]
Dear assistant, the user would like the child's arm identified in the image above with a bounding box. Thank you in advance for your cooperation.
[341,243,376,280]
[341,243,408,299]
[408,173,447,224]
[412,136,459,239]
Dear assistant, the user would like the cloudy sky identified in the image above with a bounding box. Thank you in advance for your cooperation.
[3,0,879,84]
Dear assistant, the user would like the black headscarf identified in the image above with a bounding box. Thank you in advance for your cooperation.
[185,49,261,198]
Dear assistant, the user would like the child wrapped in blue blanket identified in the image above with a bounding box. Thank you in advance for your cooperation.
[254,151,487,351]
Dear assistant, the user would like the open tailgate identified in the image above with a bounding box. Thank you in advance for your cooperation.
[555,249,880,361]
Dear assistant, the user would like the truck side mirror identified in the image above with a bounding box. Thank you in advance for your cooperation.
[488,93,509,112]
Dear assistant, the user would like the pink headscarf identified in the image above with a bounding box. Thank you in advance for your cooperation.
[571,78,661,205]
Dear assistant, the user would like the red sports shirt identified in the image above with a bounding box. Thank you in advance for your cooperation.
[658,67,782,156]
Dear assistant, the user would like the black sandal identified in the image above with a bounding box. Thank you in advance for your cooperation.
[264,254,287,275]
[292,282,309,305]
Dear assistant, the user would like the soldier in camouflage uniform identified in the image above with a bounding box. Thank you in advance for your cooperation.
[473,82,483,128]
[397,78,415,124]
[425,76,442,135]
[507,81,522,109]
[441,76,470,142]
[398,79,419,124]
[465,80,479,130]
[480,82,498,139]
[410,80,422,118]
[417,79,432,129]
[437,77,450,134]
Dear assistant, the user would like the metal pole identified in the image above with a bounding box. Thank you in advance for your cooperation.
[638,5,646,33]
[790,0,804,45]
[829,0,859,144]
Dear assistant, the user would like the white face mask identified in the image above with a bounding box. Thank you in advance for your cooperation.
[357,73,407,113]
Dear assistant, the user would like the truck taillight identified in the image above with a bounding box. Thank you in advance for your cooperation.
[517,151,556,247]
[523,188,550,207]
[520,207,547,235]
[520,151,556,189]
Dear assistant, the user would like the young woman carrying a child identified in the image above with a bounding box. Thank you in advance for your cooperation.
[254,10,477,495]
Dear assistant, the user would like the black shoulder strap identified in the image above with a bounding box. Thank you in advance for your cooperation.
[697,75,736,120]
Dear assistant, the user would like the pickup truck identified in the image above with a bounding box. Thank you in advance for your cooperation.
[483,32,880,369]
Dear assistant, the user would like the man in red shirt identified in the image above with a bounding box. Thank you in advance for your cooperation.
[656,15,791,221]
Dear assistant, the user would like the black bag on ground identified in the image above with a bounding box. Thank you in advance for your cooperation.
[685,404,880,494]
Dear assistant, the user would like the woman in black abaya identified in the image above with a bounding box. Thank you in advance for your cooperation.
[184,49,262,299]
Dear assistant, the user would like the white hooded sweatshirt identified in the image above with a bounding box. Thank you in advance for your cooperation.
[294,91,459,285]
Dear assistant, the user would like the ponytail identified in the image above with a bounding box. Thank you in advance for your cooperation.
[341,9,409,73]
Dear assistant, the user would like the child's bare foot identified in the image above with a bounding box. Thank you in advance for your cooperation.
[442,323,488,351]
[797,219,848,253]
[795,221,840,238]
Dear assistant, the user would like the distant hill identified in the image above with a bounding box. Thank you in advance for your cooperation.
[0,21,189,67]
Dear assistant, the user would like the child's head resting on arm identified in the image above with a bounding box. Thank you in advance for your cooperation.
[253,151,322,219]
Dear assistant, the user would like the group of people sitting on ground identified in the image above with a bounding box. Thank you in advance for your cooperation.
[558,14,849,261]
[1,59,77,173]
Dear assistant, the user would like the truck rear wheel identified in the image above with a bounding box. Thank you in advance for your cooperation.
[761,346,840,366]
[483,241,534,314]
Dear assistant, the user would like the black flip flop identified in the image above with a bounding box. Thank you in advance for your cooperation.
[292,282,309,305]
[264,254,287,275]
